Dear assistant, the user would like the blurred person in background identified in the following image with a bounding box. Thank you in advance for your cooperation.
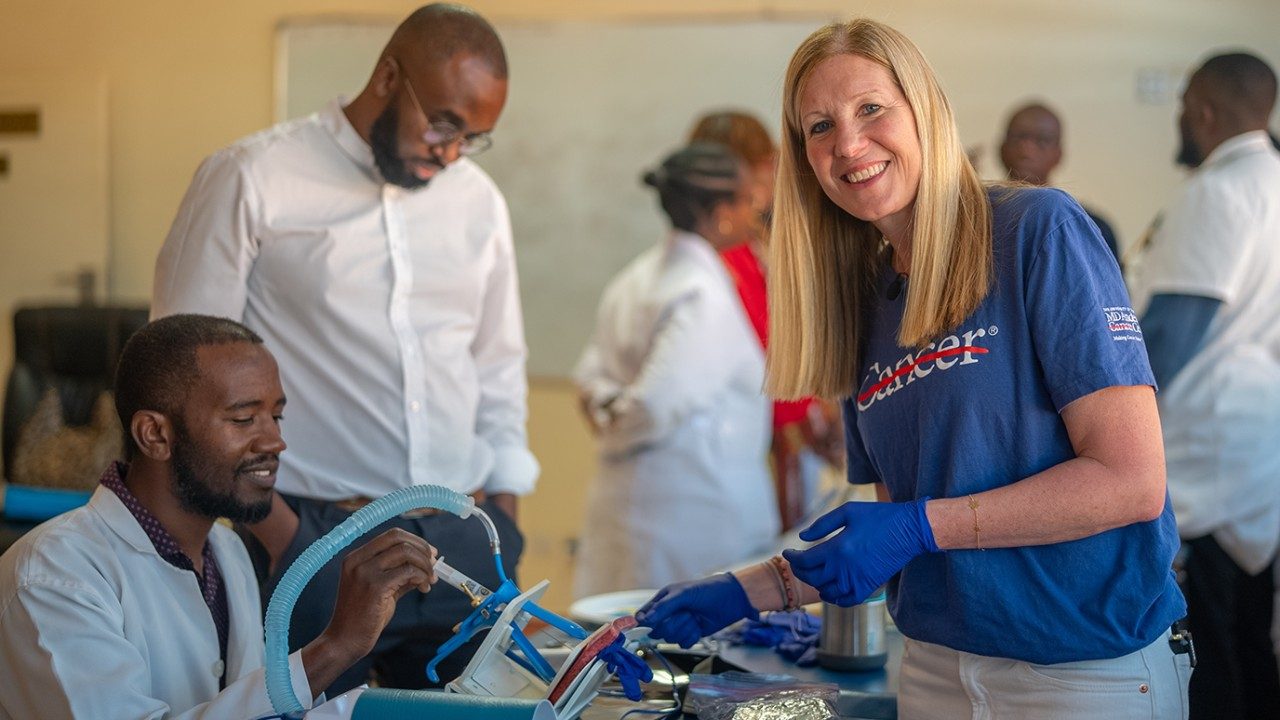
[1128,51,1280,720]
[1000,102,1121,264]
[688,110,844,530]
[572,143,780,598]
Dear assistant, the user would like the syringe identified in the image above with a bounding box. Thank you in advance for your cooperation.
[434,557,493,606]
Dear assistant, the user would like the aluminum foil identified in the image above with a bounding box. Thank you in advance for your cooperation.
[701,689,838,720]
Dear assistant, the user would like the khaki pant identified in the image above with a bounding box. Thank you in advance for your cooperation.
[898,631,1192,719]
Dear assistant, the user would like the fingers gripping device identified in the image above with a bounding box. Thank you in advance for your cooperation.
[261,484,649,719]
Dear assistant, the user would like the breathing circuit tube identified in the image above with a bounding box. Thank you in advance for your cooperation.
[264,484,505,715]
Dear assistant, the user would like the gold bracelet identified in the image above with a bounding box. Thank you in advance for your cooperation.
[769,555,800,611]
[967,494,983,550]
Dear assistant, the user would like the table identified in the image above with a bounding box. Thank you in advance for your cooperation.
[719,628,900,719]
[579,627,902,719]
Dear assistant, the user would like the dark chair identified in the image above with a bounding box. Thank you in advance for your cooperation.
[2,305,149,476]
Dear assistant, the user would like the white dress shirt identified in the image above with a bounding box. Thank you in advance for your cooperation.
[0,487,313,719]
[572,232,779,597]
[1128,131,1280,572]
[153,100,539,499]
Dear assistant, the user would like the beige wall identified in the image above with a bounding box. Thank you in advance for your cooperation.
[2,0,1276,301]
[3,0,1279,612]
[524,379,595,612]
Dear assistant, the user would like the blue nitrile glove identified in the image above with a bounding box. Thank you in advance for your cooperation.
[634,573,758,649]
[782,499,938,607]
[722,610,822,667]
[598,634,653,701]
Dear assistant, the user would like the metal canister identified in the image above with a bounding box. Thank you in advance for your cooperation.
[816,588,887,671]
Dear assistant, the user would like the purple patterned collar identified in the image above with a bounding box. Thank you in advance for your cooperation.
[99,461,209,566]
[100,460,230,684]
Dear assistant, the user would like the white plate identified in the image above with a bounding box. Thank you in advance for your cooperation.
[568,589,657,627]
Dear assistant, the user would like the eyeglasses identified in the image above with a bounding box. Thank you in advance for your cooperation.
[1005,131,1058,150]
[398,61,494,157]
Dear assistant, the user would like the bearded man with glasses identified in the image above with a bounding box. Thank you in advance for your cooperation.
[152,3,536,698]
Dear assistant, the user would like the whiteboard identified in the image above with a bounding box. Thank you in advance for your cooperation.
[275,16,831,377]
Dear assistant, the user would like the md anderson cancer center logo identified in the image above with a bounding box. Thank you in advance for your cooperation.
[857,323,997,411]
[1104,306,1144,342]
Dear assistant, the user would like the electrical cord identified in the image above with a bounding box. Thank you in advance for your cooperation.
[616,645,682,719]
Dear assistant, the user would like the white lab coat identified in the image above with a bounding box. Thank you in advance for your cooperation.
[0,486,313,720]
[1128,131,1280,573]
[573,231,780,598]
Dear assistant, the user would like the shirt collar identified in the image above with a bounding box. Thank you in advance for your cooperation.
[669,230,738,291]
[321,98,380,183]
[669,229,720,264]
[1201,130,1273,169]
[100,460,210,569]
[320,97,465,191]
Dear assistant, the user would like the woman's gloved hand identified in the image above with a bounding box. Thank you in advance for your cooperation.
[634,574,758,648]
[598,635,653,701]
[782,499,938,607]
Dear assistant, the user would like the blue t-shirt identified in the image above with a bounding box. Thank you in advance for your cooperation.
[842,187,1186,664]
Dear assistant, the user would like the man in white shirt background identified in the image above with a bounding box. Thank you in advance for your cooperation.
[151,3,537,695]
[1129,51,1280,719]
[0,314,439,720]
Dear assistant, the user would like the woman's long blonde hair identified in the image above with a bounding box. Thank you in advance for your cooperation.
[767,18,992,400]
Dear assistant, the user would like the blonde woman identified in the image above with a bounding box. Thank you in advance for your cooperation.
[638,19,1190,718]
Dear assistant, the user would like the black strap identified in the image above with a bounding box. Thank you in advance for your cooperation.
[1169,619,1197,667]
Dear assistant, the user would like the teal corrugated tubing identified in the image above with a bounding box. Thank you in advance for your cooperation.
[351,689,555,719]
[264,485,475,715]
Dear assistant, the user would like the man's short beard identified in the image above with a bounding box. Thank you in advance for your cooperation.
[370,100,430,190]
[1176,122,1203,169]
[170,424,273,524]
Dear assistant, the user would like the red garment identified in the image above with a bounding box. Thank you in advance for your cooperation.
[772,398,813,428]
[719,243,813,429]
[719,244,769,346]
[722,242,833,530]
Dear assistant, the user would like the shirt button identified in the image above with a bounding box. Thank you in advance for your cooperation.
[212,659,225,677]
[410,401,421,412]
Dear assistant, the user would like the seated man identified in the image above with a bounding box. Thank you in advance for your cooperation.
[0,314,439,719]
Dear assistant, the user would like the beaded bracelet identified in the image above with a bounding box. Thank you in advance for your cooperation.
[768,555,800,611]
[765,561,788,609]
